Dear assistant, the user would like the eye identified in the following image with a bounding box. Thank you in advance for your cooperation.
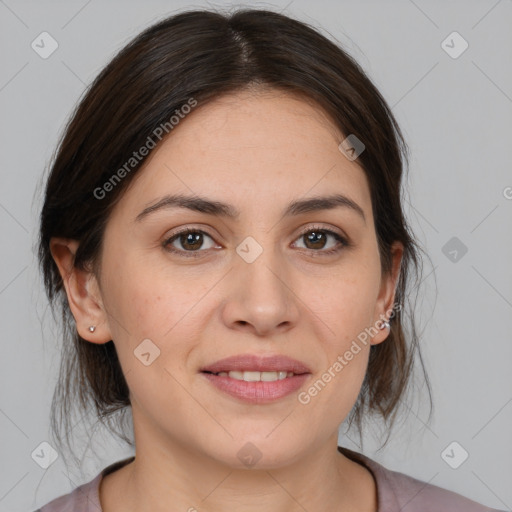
[163,228,219,257]
[292,225,349,255]
[163,225,350,259]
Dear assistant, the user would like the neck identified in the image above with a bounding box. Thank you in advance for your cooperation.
[100,414,376,512]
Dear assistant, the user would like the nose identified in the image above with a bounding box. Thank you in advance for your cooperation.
[220,243,301,337]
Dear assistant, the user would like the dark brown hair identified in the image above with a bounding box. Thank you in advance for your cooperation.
[38,7,433,463]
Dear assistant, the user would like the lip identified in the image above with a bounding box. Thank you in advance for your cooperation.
[199,354,312,404]
[200,354,311,374]
[201,372,310,404]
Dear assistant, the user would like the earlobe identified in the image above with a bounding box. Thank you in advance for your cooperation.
[49,237,111,344]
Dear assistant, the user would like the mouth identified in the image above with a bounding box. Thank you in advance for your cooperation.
[200,353,311,375]
[201,370,299,381]
[199,354,311,403]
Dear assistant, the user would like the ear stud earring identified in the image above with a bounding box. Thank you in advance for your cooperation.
[88,326,96,332]
[380,320,390,330]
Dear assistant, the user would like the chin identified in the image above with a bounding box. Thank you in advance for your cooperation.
[208,434,306,470]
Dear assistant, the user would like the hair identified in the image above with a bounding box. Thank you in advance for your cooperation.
[38,6,433,464]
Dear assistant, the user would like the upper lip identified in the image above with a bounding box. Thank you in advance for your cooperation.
[200,354,311,374]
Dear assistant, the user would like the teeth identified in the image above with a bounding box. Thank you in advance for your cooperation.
[216,371,294,381]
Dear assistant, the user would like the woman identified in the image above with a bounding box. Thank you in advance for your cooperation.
[35,7,505,512]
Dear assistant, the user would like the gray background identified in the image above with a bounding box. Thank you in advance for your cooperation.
[1,0,511,511]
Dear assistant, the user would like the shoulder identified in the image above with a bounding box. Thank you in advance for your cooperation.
[374,462,505,512]
[34,473,102,512]
[34,456,135,512]
[338,446,508,512]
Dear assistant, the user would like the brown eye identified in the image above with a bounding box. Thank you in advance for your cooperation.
[176,232,204,251]
[303,230,328,250]
[163,229,218,256]
[293,227,349,255]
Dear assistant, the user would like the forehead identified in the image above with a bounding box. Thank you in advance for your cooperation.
[113,88,373,224]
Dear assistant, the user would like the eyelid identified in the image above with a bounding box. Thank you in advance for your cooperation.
[295,223,347,239]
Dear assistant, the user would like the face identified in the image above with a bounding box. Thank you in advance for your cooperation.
[55,88,402,469]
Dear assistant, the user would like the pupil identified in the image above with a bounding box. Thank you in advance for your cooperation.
[182,232,202,250]
[306,231,325,249]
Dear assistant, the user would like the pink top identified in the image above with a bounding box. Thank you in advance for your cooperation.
[35,447,507,511]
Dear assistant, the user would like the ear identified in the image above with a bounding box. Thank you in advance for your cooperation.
[49,237,112,344]
[370,241,403,345]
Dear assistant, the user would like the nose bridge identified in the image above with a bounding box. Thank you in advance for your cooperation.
[222,232,299,335]
[238,235,283,294]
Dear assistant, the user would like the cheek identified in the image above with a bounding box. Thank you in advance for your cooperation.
[304,265,380,346]
[297,275,375,419]
[100,260,202,406]
[102,251,197,335]
[101,253,215,379]
[295,259,379,407]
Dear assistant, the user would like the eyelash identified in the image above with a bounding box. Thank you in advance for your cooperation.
[162,225,350,259]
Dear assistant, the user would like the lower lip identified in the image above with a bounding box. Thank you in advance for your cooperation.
[200,372,310,404]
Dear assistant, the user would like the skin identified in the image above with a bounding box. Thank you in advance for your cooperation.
[51,87,403,512]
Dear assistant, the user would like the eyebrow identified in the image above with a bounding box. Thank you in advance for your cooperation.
[134,193,366,224]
